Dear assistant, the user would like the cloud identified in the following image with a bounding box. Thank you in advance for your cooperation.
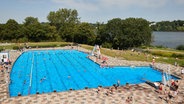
[51,0,167,11]
[17,0,47,4]
[51,0,99,11]
[100,0,166,8]
[50,0,183,23]
[174,0,184,4]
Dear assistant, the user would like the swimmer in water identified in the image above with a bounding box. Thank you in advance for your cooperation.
[40,76,46,82]
[68,76,71,79]
[23,80,26,84]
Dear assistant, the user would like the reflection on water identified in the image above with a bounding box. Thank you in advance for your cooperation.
[151,31,184,48]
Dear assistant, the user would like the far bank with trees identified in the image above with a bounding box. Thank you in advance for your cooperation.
[150,20,184,31]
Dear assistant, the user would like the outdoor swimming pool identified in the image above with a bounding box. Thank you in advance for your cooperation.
[9,50,178,97]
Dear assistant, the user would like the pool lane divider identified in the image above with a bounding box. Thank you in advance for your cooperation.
[28,52,34,95]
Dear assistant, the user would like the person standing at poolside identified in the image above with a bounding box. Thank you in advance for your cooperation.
[152,58,155,66]
[96,45,101,59]
[0,65,4,72]
[181,67,184,78]
[174,58,178,66]
[117,80,120,87]
[158,83,164,94]
[97,86,102,94]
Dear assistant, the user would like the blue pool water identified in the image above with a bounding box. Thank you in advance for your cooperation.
[9,50,178,97]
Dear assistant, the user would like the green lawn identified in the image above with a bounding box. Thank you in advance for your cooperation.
[0,42,70,50]
[81,44,184,66]
[1,42,184,66]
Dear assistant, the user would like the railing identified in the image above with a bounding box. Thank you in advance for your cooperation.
[165,65,171,86]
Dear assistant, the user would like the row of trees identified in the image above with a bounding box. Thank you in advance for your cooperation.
[0,17,59,42]
[150,20,184,31]
[96,18,151,49]
[0,8,152,49]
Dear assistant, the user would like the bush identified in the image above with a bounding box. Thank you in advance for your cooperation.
[40,44,57,48]
[155,45,167,48]
[59,44,69,47]
[12,46,19,50]
[30,44,57,48]
[151,51,172,57]
[0,47,3,52]
[12,46,24,50]
[140,45,147,49]
[172,53,184,59]
[176,45,184,50]
[102,42,112,48]
[29,42,69,48]
[17,37,28,43]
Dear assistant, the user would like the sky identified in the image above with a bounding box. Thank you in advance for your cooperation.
[0,0,184,24]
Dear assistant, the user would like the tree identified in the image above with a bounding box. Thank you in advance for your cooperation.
[23,17,48,42]
[122,18,151,48]
[150,20,184,31]
[0,8,153,48]
[1,19,20,41]
[97,18,152,49]
[47,8,79,30]
[95,22,108,45]
[0,24,5,41]
[74,22,96,45]
[24,17,39,26]
[42,23,60,41]
[47,8,79,41]
[106,18,123,49]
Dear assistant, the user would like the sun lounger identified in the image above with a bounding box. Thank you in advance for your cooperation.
[145,81,158,89]
[141,78,158,89]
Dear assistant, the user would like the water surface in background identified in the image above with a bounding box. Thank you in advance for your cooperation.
[152,31,184,48]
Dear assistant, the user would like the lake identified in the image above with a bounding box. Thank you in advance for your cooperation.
[152,31,184,48]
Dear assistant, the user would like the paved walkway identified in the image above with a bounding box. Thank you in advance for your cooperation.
[0,46,184,104]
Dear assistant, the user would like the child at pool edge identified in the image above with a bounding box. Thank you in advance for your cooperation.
[181,67,184,78]
[117,80,120,87]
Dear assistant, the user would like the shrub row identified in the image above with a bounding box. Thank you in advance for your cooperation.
[172,53,184,58]
[0,47,3,52]
[150,51,184,59]
[11,43,70,50]
[176,45,184,50]
[151,51,172,57]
